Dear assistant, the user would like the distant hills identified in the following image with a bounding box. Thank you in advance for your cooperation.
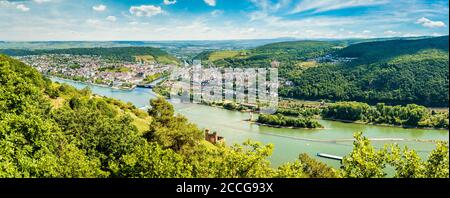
[0,38,299,52]
[0,47,179,64]
[194,40,340,69]
[1,36,448,107]
[0,38,300,60]
[195,36,449,107]
[286,36,449,107]
[336,36,449,64]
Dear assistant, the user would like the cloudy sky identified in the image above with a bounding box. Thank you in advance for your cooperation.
[0,0,448,41]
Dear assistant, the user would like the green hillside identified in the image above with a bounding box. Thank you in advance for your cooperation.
[336,36,449,64]
[196,36,449,107]
[0,54,331,178]
[0,47,180,64]
[194,40,340,68]
[284,36,449,107]
[1,54,448,178]
[256,40,338,51]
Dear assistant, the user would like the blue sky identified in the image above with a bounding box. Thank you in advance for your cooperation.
[0,0,448,41]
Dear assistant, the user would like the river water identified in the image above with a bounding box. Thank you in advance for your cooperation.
[51,77,449,168]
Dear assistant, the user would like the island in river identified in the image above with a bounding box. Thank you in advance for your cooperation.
[50,77,449,168]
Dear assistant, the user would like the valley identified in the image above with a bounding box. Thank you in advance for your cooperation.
[1,36,449,178]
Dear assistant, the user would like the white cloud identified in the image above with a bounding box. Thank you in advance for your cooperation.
[431,32,444,37]
[0,1,13,8]
[291,0,388,14]
[250,0,291,12]
[86,19,101,25]
[163,0,177,5]
[106,16,117,22]
[242,27,256,34]
[129,5,163,17]
[416,17,446,28]
[362,30,371,34]
[16,4,29,12]
[211,10,223,16]
[33,0,53,3]
[384,30,400,35]
[93,4,106,12]
[156,27,168,32]
[204,0,216,7]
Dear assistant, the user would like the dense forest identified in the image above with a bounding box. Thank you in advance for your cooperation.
[196,36,449,107]
[336,36,449,64]
[0,47,179,64]
[194,40,339,69]
[268,100,448,129]
[283,36,449,107]
[257,114,323,129]
[1,54,448,178]
[322,102,449,129]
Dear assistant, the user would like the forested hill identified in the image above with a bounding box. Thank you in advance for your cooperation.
[255,40,338,51]
[0,47,179,64]
[194,36,449,107]
[194,40,340,68]
[336,36,449,64]
[1,54,448,178]
[285,36,449,107]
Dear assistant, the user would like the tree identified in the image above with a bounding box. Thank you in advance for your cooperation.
[186,140,275,178]
[341,132,387,178]
[423,142,449,178]
[386,145,425,178]
[146,98,203,152]
[275,161,305,178]
[341,133,449,178]
[114,143,192,178]
[298,153,339,178]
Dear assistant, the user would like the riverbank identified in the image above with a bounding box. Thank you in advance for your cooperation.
[182,98,449,131]
[48,75,147,91]
[322,118,449,131]
[49,77,449,168]
[248,120,327,130]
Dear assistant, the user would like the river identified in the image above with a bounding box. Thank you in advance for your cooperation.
[51,77,449,168]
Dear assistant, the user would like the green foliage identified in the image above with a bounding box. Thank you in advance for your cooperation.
[274,161,305,178]
[323,102,449,129]
[0,55,108,178]
[423,142,449,178]
[341,132,388,178]
[336,36,449,65]
[143,73,163,83]
[114,142,192,178]
[1,54,448,178]
[341,132,449,178]
[146,97,204,152]
[276,108,321,118]
[258,114,323,128]
[198,37,449,107]
[387,145,425,178]
[0,47,179,63]
[0,55,188,178]
[323,102,371,121]
[221,102,249,111]
[195,41,338,69]
[284,37,449,107]
[185,141,275,178]
[51,98,144,172]
[275,99,324,118]
[298,153,339,178]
